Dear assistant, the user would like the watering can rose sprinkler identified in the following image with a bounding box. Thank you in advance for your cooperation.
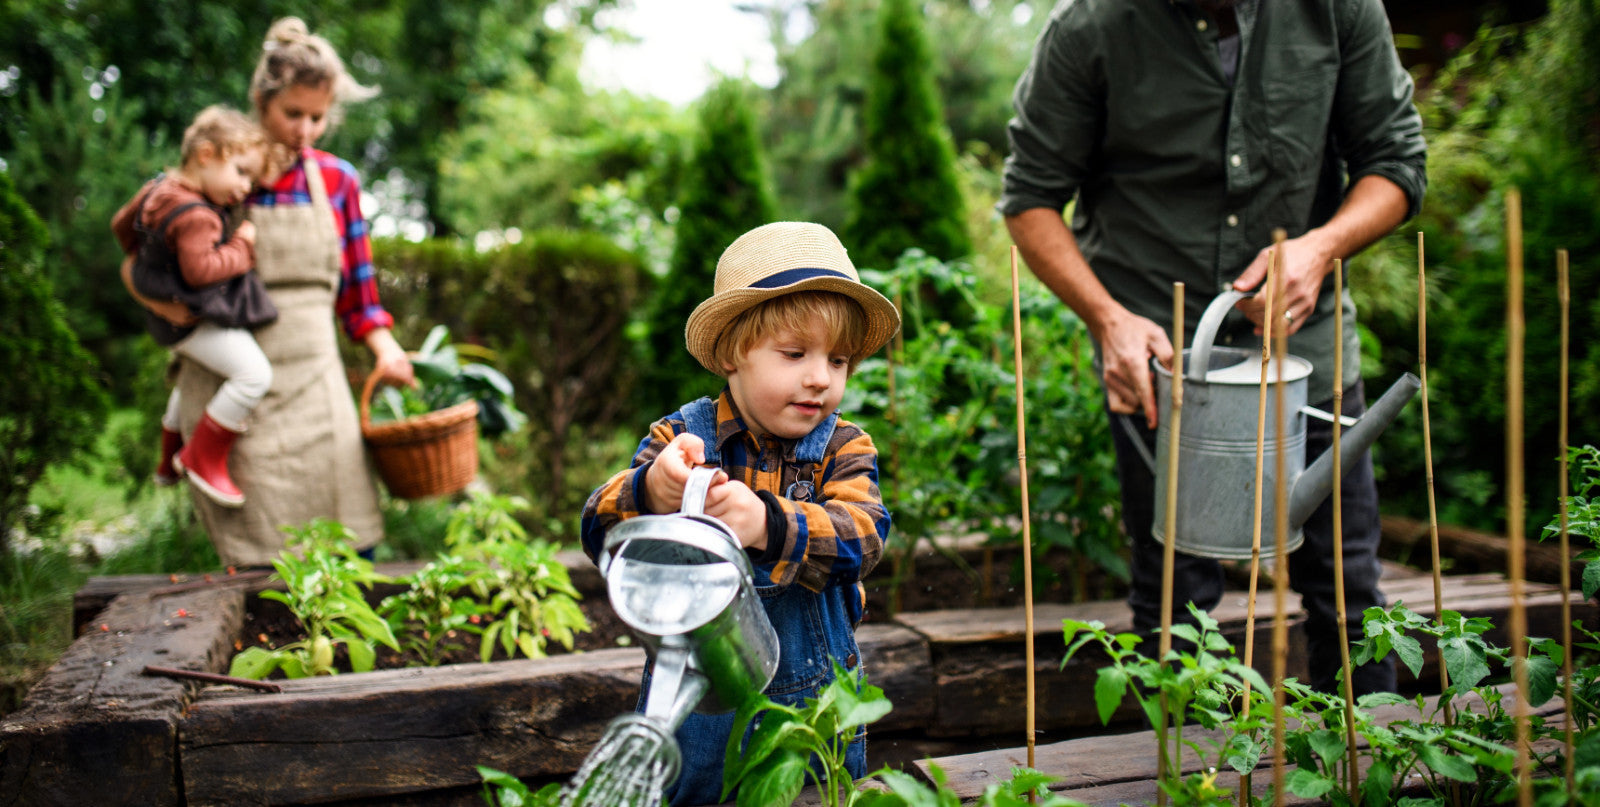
[1121,290,1421,560]
[561,467,780,807]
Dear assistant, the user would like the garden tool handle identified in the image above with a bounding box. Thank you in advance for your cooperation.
[1186,290,1254,382]
[1117,414,1158,475]
[680,466,718,517]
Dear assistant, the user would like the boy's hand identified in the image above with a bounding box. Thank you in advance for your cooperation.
[643,434,723,514]
[234,220,257,248]
[703,479,767,551]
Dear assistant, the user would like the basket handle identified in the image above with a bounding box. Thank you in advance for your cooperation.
[359,355,417,431]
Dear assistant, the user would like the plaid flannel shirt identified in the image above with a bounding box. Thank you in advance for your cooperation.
[581,390,889,623]
[248,147,393,341]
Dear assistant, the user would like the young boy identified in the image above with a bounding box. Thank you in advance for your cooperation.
[581,221,900,806]
[111,105,280,507]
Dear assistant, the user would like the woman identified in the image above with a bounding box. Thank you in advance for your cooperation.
[129,17,413,566]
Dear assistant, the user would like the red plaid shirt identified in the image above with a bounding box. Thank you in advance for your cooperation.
[248,148,393,341]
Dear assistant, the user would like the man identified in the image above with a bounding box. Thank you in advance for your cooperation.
[999,0,1426,695]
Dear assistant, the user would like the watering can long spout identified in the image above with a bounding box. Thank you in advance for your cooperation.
[1287,373,1421,530]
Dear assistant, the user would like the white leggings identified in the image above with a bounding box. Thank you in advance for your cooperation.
[162,322,273,433]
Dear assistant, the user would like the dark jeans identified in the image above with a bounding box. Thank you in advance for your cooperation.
[1110,380,1396,696]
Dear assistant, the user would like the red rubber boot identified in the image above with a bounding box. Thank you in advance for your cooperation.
[173,414,245,507]
[154,427,184,486]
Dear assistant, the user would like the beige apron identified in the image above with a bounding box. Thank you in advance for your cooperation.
[176,156,383,566]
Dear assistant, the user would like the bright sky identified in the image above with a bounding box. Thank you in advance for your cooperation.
[576,0,786,106]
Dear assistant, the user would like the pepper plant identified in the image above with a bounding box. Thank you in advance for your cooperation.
[378,553,497,667]
[444,491,590,661]
[230,519,399,678]
[722,661,893,807]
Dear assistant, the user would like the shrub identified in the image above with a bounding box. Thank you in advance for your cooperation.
[646,78,778,406]
[0,169,109,548]
[372,232,648,533]
[842,0,971,272]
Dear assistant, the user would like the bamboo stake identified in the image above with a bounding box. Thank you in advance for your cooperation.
[1419,233,1454,721]
[1009,247,1039,775]
[1419,233,1461,807]
[1331,259,1361,797]
[1238,244,1277,807]
[1557,248,1574,791]
[1156,282,1185,806]
[1505,188,1532,807]
[1270,229,1290,807]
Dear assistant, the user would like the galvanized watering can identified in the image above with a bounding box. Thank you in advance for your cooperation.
[561,467,780,807]
[1126,290,1421,560]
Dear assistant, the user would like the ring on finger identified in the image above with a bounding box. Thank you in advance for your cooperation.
[1284,310,1295,324]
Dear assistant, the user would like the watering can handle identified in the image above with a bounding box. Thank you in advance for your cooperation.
[1186,290,1255,382]
[680,466,718,517]
[1116,414,1159,475]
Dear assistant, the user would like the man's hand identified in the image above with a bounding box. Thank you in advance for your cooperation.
[703,479,767,550]
[643,433,726,515]
[1231,232,1337,337]
[1095,308,1174,429]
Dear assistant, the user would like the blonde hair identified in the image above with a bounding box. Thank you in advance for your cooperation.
[180,105,269,168]
[712,291,869,374]
[250,17,377,128]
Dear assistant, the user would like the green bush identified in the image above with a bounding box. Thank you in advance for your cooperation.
[1359,1,1600,533]
[372,232,649,534]
[842,0,972,272]
[0,169,109,548]
[646,78,778,406]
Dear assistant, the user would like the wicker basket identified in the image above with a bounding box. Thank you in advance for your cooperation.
[359,368,479,499]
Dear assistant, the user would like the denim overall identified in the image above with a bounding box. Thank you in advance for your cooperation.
[646,397,867,806]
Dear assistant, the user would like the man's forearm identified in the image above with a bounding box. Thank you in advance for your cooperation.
[1303,174,1411,263]
[1004,207,1126,340]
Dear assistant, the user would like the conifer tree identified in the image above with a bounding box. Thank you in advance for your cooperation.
[843,0,972,272]
[649,79,778,404]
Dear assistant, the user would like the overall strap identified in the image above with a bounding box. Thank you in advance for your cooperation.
[155,202,217,239]
[784,411,838,504]
[678,396,721,466]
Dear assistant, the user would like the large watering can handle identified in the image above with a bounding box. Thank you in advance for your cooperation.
[680,466,718,517]
[1186,290,1254,382]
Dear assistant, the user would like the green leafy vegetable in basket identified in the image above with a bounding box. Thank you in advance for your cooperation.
[370,325,527,437]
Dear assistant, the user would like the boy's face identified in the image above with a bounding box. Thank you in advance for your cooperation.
[723,319,850,440]
[195,146,263,207]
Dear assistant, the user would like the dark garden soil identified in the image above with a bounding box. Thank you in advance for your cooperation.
[235,540,1126,675]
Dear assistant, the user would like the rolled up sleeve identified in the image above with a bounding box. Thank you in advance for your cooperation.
[1333,0,1428,219]
[998,10,1105,217]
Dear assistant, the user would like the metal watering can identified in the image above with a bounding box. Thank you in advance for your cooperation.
[561,466,779,806]
[1125,290,1421,560]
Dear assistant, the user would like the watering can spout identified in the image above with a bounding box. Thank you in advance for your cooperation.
[1287,373,1421,530]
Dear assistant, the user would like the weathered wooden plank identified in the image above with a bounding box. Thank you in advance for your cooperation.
[1382,514,1581,584]
[1,586,245,807]
[857,623,934,733]
[179,648,643,806]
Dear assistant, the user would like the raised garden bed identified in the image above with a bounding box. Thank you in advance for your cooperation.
[5,536,1594,806]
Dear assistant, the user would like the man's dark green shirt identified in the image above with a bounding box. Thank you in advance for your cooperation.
[999,0,1426,402]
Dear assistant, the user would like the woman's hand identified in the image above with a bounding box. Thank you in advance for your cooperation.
[120,255,198,327]
[364,328,416,388]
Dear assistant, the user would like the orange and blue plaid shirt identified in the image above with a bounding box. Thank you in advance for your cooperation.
[581,390,889,623]
[247,148,393,341]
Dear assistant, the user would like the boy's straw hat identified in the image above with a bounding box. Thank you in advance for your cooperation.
[686,222,901,376]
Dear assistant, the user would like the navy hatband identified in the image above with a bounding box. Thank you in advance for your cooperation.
[748,267,851,289]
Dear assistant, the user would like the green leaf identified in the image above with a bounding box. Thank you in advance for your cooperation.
[1225,733,1263,775]
[1362,758,1394,807]
[229,646,282,680]
[1308,730,1347,768]
[1438,635,1490,689]
[346,639,376,673]
[1521,654,1559,706]
[418,324,450,356]
[735,749,807,807]
[1093,666,1128,725]
[1584,560,1600,600]
[1287,768,1335,799]
[1417,745,1475,782]
[1392,633,1425,678]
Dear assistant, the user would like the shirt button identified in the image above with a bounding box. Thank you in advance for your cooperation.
[1196,19,1208,31]
[1227,214,1239,227]
[1230,154,1242,167]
